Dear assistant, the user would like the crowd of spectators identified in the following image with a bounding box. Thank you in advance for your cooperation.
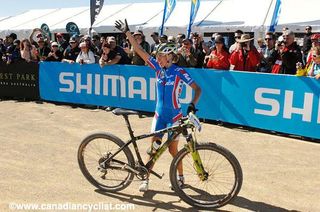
[1,26,319,79]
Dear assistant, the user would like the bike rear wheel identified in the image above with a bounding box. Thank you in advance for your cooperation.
[169,143,243,209]
[78,132,135,192]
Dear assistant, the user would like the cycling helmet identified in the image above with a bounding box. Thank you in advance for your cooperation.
[156,42,177,55]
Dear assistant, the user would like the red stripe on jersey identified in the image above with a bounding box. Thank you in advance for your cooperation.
[147,59,156,70]
[172,113,183,122]
[172,75,181,109]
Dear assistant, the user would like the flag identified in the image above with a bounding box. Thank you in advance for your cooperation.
[160,0,176,35]
[187,0,200,38]
[269,0,281,32]
[66,22,80,36]
[40,23,51,39]
[90,0,104,27]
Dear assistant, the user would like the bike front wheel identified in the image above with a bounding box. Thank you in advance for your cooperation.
[169,142,243,210]
[78,132,135,192]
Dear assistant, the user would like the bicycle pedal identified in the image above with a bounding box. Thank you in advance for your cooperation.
[150,170,164,179]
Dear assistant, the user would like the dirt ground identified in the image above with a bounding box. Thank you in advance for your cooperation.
[0,100,319,212]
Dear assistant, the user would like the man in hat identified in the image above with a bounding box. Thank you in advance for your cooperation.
[62,37,80,63]
[176,38,198,67]
[56,33,68,53]
[129,31,150,65]
[229,34,260,72]
[106,36,131,65]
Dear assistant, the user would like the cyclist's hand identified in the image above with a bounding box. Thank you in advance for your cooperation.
[187,103,198,114]
[115,19,130,33]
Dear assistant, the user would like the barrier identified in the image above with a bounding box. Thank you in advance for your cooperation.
[0,61,39,99]
[39,62,320,140]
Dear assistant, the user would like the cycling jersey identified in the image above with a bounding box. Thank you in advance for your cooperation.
[147,56,194,137]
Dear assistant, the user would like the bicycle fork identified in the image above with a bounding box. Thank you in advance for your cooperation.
[185,133,208,181]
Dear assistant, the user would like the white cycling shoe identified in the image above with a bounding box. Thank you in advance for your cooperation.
[139,180,149,192]
[169,175,185,190]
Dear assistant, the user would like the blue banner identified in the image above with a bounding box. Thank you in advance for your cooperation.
[187,0,200,38]
[269,0,281,32]
[160,0,176,35]
[39,62,320,140]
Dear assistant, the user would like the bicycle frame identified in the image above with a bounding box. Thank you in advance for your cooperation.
[103,114,207,179]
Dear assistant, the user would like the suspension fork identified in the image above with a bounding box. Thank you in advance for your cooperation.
[184,130,208,181]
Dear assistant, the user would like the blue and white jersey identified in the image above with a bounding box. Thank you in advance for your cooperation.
[147,56,194,121]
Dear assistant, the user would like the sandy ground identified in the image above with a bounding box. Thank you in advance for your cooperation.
[0,100,319,212]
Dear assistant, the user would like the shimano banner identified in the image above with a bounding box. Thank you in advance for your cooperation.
[39,62,320,140]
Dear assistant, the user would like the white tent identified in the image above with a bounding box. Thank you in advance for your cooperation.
[0,0,319,40]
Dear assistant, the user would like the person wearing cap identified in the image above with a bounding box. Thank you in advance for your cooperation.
[34,37,51,62]
[176,38,198,67]
[129,31,150,65]
[229,34,261,72]
[159,34,168,44]
[150,32,160,53]
[191,32,206,68]
[115,19,201,192]
[279,30,302,75]
[205,35,230,70]
[62,37,80,64]
[76,42,95,64]
[29,28,50,48]
[105,36,131,65]
[46,42,63,62]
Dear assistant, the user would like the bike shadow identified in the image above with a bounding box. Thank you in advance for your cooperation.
[95,189,228,212]
[231,196,299,212]
[95,189,298,212]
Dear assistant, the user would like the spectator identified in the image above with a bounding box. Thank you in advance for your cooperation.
[296,46,320,79]
[191,32,206,68]
[62,37,80,64]
[129,31,150,65]
[46,42,63,62]
[229,30,243,53]
[159,34,168,44]
[301,26,313,65]
[11,39,22,62]
[205,35,230,70]
[2,33,16,64]
[257,32,278,73]
[229,34,260,72]
[30,28,50,47]
[82,35,99,55]
[176,38,198,67]
[271,39,285,74]
[35,37,51,61]
[168,35,176,43]
[98,42,124,67]
[256,37,266,55]
[280,30,302,75]
[20,39,37,62]
[107,36,131,65]
[305,33,320,65]
[92,34,102,55]
[0,38,5,59]
[150,32,160,53]
[76,42,95,64]
[176,33,186,48]
[55,33,68,53]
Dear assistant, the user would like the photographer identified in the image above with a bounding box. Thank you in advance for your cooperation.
[229,34,260,72]
[176,38,198,67]
[46,42,63,62]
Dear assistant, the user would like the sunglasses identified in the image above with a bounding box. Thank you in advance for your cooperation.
[234,36,241,39]
[312,54,319,58]
[70,42,76,44]
[215,42,223,44]
[52,45,58,47]
[265,38,273,41]
[103,45,110,48]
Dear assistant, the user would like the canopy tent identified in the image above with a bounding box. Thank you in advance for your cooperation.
[0,0,319,40]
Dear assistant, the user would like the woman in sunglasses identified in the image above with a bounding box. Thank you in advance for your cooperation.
[296,46,320,79]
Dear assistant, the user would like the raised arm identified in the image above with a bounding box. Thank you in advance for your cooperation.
[115,19,150,63]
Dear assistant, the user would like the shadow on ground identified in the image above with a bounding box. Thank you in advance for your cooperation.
[96,189,297,212]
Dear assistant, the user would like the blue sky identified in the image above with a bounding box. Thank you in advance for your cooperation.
[0,0,164,17]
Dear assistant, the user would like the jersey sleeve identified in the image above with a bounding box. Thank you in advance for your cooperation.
[177,67,194,85]
[146,56,161,71]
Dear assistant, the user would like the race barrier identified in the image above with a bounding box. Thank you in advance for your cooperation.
[0,61,39,99]
[39,62,320,140]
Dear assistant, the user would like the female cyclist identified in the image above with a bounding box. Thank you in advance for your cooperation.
[115,19,202,192]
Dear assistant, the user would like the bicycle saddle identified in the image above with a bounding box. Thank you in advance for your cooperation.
[112,108,140,116]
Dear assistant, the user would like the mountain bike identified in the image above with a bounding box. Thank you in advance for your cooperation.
[77,108,243,210]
